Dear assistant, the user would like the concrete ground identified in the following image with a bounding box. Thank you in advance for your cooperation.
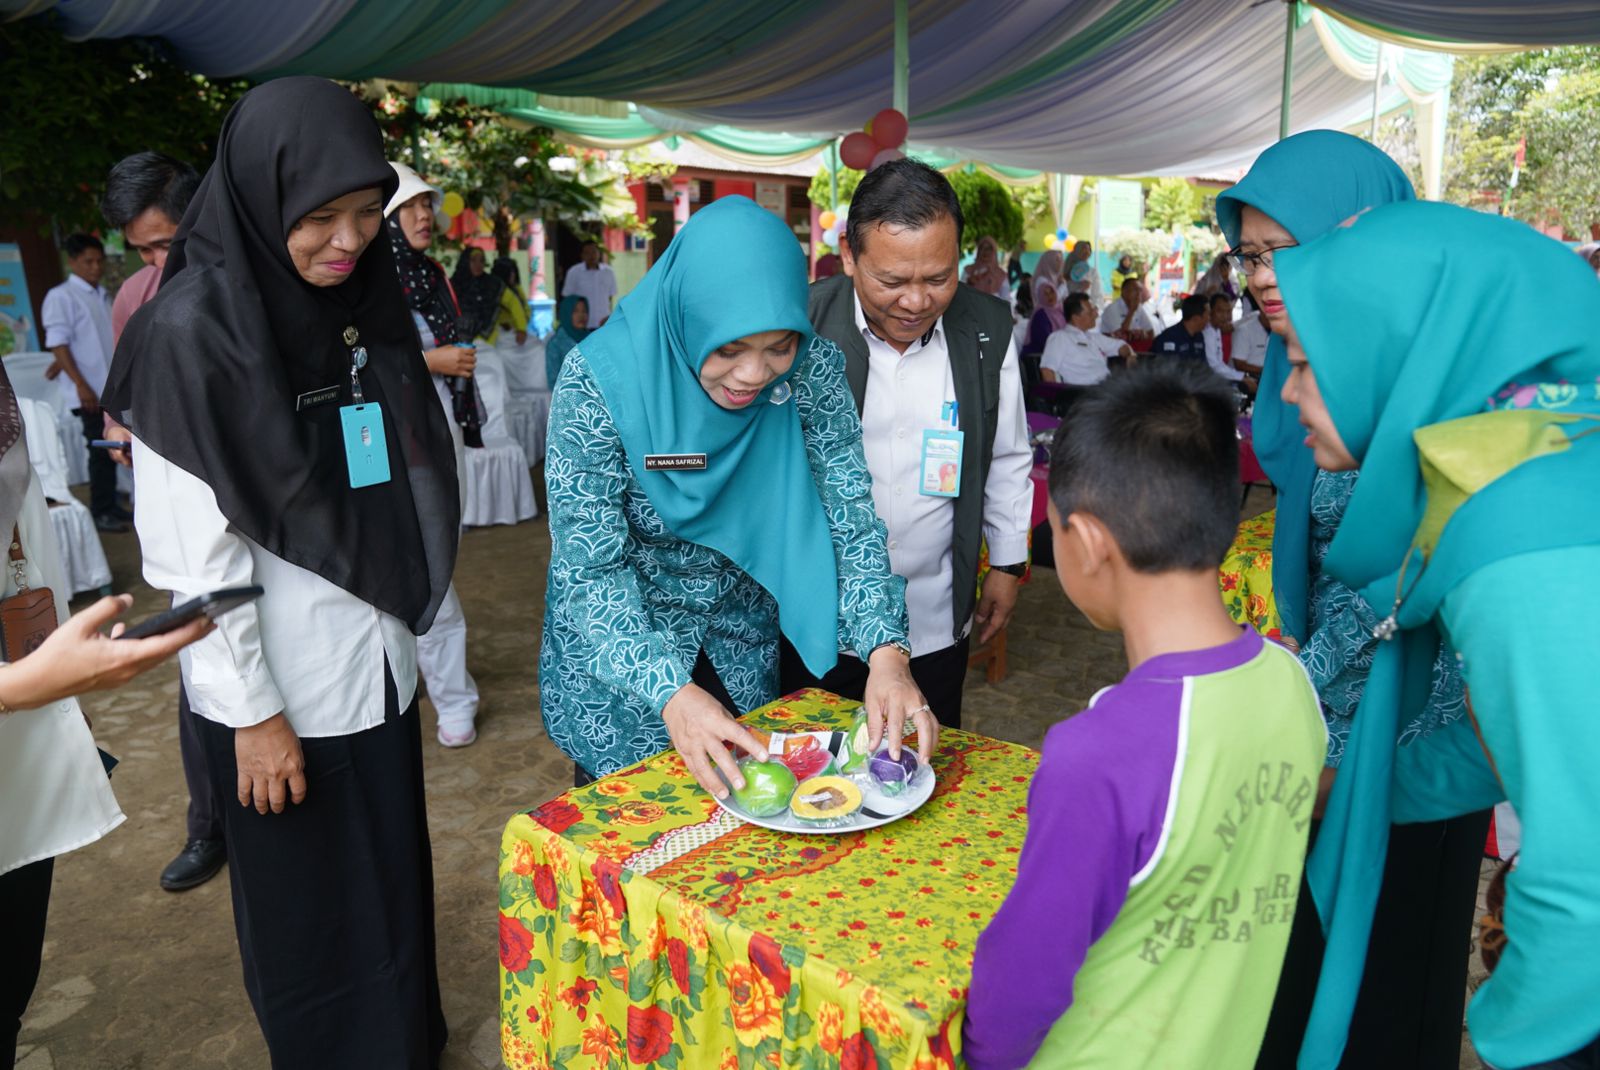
[15,485,1488,1068]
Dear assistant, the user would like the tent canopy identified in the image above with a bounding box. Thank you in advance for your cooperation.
[7,1,1598,180]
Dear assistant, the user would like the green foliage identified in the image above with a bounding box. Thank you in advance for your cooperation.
[1144,177,1202,232]
[948,170,1024,253]
[1012,179,1054,234]
[1515,66,1600,233]
[0,16,249,233]
[807,163,862,212]
[1184,226,1227,264]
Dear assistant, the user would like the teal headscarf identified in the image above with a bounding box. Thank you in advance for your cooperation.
[1275,201,1600,1069]
[579,196,840,675]
[545,294,591,387]
[1215,130,1415,642]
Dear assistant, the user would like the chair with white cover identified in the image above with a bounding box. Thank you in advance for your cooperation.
[17,397,112,595]
[479,339,546,465]
[4,351,89,485]
[459,350,537,527]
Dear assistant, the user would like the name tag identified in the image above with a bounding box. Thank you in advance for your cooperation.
[340,404,391,488]
[296,384,342,411]
[644,453,707,471]
[919,429,964,497]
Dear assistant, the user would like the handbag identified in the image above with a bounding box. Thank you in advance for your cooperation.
[1,524,58,660]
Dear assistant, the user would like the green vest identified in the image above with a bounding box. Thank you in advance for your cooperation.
[1030,644,1327,1068]
[808,274,1014,643]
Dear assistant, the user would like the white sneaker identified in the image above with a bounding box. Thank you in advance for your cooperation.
[437,724,478,748]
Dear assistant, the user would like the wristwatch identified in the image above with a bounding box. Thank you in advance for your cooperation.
[872,640,913,660]
[991,562,1028,577]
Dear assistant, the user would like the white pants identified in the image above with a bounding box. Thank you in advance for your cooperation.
[416,582,478,729]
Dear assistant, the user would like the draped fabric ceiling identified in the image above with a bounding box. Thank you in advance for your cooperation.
[8,0,1600,183]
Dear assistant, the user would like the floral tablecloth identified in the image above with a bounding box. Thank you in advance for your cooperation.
[1221,509,1280,640]
[498,689,1038,1070]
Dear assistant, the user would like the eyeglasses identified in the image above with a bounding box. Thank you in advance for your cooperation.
[1227,243,1297,277]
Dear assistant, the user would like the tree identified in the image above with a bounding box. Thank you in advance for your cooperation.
[0,16,249,233]
[947,170,1024,253]
[1144,177,1201,232]
[807,164,863,212]
[1515,66,1600,234]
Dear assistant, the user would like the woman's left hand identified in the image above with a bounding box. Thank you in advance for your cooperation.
[863,645,937,765]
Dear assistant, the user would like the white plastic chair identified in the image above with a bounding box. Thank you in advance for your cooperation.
[459,348,537,527]
[17,398,112,595]
[4,352,89,485]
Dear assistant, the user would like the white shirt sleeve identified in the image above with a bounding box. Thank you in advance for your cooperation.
[981,338,1035,568]
[41,287,73,349]
[1134,307,1157,334]
[1204,327,1245,381]
[1097,302,1121,334]
[132,437,286,728]
[1090,331,1125,357]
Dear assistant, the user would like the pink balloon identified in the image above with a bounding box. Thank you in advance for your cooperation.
[870,147,905,171]
[840,131,878,170]
[870,108,908,149]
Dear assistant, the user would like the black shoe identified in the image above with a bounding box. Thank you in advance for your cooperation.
[94,513,130,533]
[160,838,226,891]
[106,505,135,522]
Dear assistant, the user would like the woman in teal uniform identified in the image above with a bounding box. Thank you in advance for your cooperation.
[539,196,932,795]
[1276,200,1600,1070]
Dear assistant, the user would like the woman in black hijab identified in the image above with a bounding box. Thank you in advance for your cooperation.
[105,77,457,1069]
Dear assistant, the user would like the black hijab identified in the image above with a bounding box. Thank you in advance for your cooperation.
[451,250,505,341]
[387,214,461,347]
[104,77,459,634]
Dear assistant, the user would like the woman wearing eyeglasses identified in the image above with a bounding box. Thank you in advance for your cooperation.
[1217,131,1490,1070]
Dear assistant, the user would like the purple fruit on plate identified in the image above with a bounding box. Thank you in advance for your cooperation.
[868,748,918,796]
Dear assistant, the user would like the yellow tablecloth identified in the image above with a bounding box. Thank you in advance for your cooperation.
[1221,509,1281,639]
[498,689,1038,1070]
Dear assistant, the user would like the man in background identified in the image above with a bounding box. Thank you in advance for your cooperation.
[1041,293,1134,386]
[98,151,223,894]
[1151,294,1210,361]
[1098,276,1157,342]
[561,240,616,327]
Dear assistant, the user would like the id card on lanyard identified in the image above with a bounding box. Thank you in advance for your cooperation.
[338,337,392,488]
[919,397,963,498]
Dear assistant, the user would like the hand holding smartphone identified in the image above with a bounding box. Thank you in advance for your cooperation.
[117,586,264,640]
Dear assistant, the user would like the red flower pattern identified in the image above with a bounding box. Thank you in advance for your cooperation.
[532,797,583,833]
[747,932,791,998]
[531,863,558,910]
[626,1004,674,1065]
[665,937,690,993]
[498,913,534,973]
[841,1032,878,1070]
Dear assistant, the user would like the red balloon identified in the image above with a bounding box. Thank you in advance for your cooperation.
[870,108,908,149]
[840,131,878,170]
[870,147,905,171]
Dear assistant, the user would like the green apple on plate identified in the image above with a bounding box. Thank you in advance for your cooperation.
[728,759,797,818]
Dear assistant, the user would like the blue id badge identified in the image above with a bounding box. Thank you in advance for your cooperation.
[919,428,964,497]
[339,404,391,488]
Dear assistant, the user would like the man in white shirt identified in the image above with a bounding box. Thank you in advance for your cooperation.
[1202,293,1258,394]
[1098,276,1157,341]
[41,233,122,531]
[800,159,1034,728]
[1231,294,1272,374]
[561,241,617,326]
[1041,293,1134,386]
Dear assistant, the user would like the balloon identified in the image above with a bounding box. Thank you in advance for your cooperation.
[1056,228,1068,241]
[840,132,878,170]
[1064,234,1075,247]
[441,191,465,216]
[869,147,904,171]
[870,108,908,149]
[1043,234,1059,249]
[434,210,452,232]
[822,225,840,245]
[818,210,837,231]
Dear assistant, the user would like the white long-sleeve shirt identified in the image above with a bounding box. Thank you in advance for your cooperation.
[1231,311,1271,369]
[1041,325,1123,386]
[1097,298,1156,336]
[132,440,418,737]
[853,293,1033,656]
[41,274,113,408]
[561,263,617,326]
[1202,324,1245,382]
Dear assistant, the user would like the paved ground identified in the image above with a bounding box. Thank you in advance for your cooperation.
[15,484,1488,1068]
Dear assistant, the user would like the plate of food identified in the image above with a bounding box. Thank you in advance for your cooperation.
[713,712,936,834]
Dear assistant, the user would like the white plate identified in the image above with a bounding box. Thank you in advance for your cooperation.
[714,755,937,835]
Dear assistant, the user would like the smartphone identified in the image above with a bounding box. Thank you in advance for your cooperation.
[90,439,131,451]
[117,586,264,640]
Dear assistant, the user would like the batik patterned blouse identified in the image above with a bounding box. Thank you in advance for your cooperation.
[1300,469,1467,767]
[539,338,908,776]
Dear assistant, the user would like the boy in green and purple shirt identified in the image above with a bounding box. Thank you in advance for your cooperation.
[963,361,1326,1069]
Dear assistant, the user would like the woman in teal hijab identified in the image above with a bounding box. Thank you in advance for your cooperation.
[544,294,589,388]
[1220,132,1483,1070]
[539,196,933,794]
[1276,200,1600,1070]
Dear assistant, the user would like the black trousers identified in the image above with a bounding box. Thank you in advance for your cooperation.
[76,409,118,518]
[575,650,735,787]
[177,685,221,842]
[779,635,970,730]
[196,673,447,1069]
[1255,808,1493,1070]
[0,856,54,1068]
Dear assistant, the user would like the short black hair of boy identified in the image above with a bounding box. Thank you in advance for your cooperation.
[1047,359,1239,573]
[1179,294,1209,322]
[100,152,200,230]
[63,233,104,258]
[845,158,963,256]
[1062,292,1093,319]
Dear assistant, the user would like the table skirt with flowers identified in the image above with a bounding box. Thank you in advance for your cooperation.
[498,689,1038,1070]
[1221,509,1280,639]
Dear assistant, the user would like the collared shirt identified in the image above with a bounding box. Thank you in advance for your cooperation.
[1202,324,1245,382]
[111,264,163,344]
[561,262,617,326]
[132,439,419,737]
[853,292,1033,655]
[1232,311,1271,369]
[41,274,113,407]
[1041,325,1123,386]
[1097,298,1156,336]
[1152,322,1208,361]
